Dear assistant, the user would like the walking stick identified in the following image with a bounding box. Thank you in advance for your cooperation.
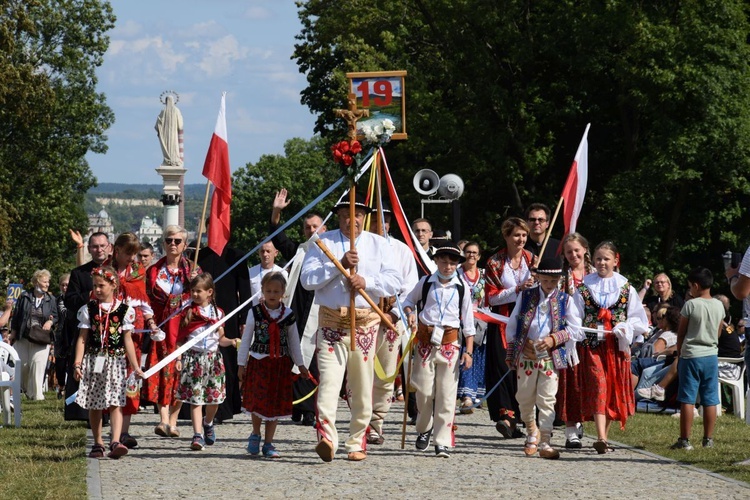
[401,332,414,450]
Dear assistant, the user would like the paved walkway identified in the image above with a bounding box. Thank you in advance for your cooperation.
[90,402,750,499]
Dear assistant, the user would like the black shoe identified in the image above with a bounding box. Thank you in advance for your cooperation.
[415,429,432,451]
[435,445,450,458]
[407,416,417,426]
[120,433,138,449]
[292,410,302,423]
[495,420,513,438]
[301,413,316,427]
[565,437,582,449]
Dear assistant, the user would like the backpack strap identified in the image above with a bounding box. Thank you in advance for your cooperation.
[417,277,433,313]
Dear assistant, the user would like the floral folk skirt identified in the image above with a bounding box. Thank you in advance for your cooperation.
[174,349,226,406]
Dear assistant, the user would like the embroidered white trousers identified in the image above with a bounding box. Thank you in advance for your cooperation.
[315,323,378,454]
[515,356,559,435]
[369,320,406,436]
[411,341,460,448]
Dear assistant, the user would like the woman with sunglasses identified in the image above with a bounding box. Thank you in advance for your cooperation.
[143,225,200,437]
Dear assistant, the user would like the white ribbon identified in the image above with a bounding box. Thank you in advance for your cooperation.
[143,294,255,380]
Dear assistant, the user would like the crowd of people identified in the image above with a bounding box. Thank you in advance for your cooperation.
[1,190,747,462]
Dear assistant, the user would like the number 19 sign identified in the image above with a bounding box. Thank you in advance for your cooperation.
[347,70,407,140]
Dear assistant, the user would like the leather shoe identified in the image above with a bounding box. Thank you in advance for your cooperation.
[315,438,334,462]
[347,450,367,461]
[302,412,316,427]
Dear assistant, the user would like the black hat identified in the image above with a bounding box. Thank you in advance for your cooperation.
[431,241,465,264]
[536,256,564,276]
[333,191,372,213]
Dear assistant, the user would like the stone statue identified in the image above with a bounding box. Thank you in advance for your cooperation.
[155,92,184,166]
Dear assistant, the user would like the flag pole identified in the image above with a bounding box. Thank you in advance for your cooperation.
[193,181,212,270]
[536,195,564,265]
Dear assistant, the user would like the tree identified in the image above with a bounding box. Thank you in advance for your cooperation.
[0,0,115,287]
[293,0,750,284]
[231,136,340,265]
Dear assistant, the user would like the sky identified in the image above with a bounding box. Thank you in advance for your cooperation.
[86,0,317,185]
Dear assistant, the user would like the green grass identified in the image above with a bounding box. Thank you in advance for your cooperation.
[585,411,750,484]
[0,394,87,499]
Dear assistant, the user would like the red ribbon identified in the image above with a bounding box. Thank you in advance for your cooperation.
[261,303,285,359]
[597,308,613,331]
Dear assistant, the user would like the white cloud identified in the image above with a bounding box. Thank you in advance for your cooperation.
[198,35,249,76]
[112,19,142,37]
[244,6,272,20]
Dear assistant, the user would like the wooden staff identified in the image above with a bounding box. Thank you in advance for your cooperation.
[349,184,356,350]
[310,234,397,332]
[193,181,212,270]
[400,331,414,449]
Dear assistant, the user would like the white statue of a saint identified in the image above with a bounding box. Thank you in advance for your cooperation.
[155,94,184,166]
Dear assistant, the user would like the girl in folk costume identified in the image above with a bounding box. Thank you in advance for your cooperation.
[557,232,594,449]
[174,273,237,451]
[104,232,160,449]
[571,241,648,453]
[238,272,307,458]
[143,225,199,438]
[457,241,487,413]
[505,257,582,459]
[484,217,536,438]
[72,267,143,459]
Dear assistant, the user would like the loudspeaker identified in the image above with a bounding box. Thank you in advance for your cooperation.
[413,169,440,196]
[438,174,464,200]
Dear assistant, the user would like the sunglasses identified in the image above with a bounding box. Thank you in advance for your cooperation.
[528,217,547,223]
[165,238,183,245]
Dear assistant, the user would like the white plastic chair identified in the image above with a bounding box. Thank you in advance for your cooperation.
[0,341,22,427]
[718,357,745,421]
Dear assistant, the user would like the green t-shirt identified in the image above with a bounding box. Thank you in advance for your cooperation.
[680,297,723,359]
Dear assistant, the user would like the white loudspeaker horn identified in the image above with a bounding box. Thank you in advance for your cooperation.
[413,169,440,196]
[438,174,464,200]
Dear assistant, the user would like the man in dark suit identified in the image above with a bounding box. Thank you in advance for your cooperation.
[63,232,110,421]
[270,188,326,426]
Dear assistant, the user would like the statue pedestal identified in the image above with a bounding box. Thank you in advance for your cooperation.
[156,165,187,229]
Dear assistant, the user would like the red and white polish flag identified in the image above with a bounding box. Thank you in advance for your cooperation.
[561,123,590,236]
[202,92,232,255]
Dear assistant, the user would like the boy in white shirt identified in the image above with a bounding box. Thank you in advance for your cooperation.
[404,242,475,458]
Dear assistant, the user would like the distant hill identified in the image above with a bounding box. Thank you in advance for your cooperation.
[91,183,206,197]
[85,183,207,234]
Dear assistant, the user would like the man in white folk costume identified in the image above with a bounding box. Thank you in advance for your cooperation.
[301,192,401,462]
[366,205,418,445]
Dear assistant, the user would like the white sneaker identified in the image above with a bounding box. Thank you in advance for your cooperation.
[636,384,665,401]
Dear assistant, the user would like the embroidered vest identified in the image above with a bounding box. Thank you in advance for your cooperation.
[510,288,567,365]
[86,301,129,357]
[250,305,297,357]
[577,282,630,347]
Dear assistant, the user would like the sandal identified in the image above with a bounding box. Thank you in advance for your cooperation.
[524,430,539,456]
[108,441,128,459]
[495,419,513,438]
[168,425,180,438]
[154,422,168,437]
[593,439,614,454]
[88,444,106,459]
[459,397,474,415]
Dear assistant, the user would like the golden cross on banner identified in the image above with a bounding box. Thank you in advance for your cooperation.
[334,93,369,141]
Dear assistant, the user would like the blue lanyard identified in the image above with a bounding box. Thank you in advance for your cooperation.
[433,285,457,325]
